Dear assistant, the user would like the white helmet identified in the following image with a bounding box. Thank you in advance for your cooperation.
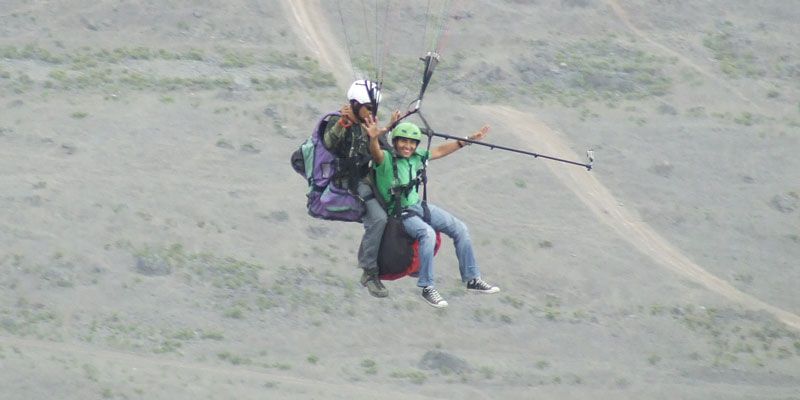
[347,80,381,105]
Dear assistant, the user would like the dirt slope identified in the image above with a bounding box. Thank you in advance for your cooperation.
[478,105,800,331]
[285,0,800,332]
[2,1,798,399]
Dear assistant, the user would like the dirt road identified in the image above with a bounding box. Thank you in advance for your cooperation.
[479,105,800,331]
[279,0,352,88]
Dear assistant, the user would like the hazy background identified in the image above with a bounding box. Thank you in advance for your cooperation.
[1,0,799,399]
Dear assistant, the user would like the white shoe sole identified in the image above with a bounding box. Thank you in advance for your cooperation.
[468,287,500,294]
[425,300,448,308]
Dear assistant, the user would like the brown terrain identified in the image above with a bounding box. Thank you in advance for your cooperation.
[1,1,799,399]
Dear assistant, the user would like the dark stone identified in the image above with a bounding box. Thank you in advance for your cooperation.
[770,193,798,214]
[419,350,472,374]
[135,255,172,276]
[306,225,330,239]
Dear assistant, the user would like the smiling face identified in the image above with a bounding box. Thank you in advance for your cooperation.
[393,137,419,158]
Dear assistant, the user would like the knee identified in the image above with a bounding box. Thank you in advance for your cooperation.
[370,212,387,229]
[413,225,436,241]
[364,203,387,226]
[456,219,468,233]
[424,225,436,239]
[443,217,468,235]
[452,220,470,240]
[417,226,436,250]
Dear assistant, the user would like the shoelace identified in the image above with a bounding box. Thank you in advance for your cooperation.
[472,278,491,290]
[425,288,444,303]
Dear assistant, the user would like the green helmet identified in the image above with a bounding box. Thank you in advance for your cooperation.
[391,122,423,142]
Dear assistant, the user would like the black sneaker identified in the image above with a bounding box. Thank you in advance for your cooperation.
[360,269,388,298]
[421,286,448,308]
[466,278,499,294]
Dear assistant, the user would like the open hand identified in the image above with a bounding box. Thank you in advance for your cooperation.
[468,125,490,142]
[381,110,402,134]
[363,113,381,139]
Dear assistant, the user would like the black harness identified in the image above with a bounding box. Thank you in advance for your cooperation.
[330,123,382,193]
[387,154,425,218]
[366,148,431,224]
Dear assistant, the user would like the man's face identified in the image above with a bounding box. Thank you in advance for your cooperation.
[356,103,373,122]
[394,138,419,158]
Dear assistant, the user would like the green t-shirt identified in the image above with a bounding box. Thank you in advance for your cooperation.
[373,149,430,214]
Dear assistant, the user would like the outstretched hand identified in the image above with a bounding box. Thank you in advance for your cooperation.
[376,110,402,134]
[468,125,490,142]
[363,113,382,139]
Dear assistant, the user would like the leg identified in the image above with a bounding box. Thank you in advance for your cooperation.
[355,181,388,297]
[425,204,480,283]
[427,204,498,294]
[356,181,387,270]
[403,208,448,308]
[402,207,437,288]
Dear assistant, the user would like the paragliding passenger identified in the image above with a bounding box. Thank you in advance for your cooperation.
[365,120,500,308]
[323,80,400,298]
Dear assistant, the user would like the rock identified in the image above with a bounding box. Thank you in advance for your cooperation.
[657,103,678,115]
[648,161,674,178]
[135,255,172,276]
[216,139,234,149]
[418,350,472,374]
[306,225,329,239]
[239,143,261,154]
[263,107,278,118]
[80,16,99,31]
[61,143,77,155]
[769,192,798,214]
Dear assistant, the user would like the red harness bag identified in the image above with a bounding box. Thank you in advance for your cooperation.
[377,214,441,281]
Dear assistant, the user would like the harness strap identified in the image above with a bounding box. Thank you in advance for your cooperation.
[387,153,430,222]
[330,122,373,193]
[366,173,387,211]
[421,124,433,223]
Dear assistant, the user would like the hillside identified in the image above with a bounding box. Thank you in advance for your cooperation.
[1,1,799,399]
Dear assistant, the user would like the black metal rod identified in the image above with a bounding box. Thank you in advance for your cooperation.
[385,53,439,133]
[386,52,591,171]
[418,52,439,102]
[424,129,593,171]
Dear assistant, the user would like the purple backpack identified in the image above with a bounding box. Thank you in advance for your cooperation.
[290,113,366,222]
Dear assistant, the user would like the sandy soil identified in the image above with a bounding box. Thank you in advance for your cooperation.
[1,1,799,399]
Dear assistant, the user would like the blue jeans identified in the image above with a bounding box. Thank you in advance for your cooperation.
[402,203,480,288]
[356,181,387,271]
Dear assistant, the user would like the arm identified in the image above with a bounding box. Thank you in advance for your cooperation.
[364,114,385,165]
[323,105,358,150]
[429,124,490,160]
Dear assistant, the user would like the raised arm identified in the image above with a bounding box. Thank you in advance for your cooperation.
[364,114,385,165]
[429,124,490,160]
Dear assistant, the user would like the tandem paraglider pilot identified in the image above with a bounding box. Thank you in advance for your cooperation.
[317,80,399,298]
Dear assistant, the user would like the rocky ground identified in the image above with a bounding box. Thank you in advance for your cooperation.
[1,1,799,399]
